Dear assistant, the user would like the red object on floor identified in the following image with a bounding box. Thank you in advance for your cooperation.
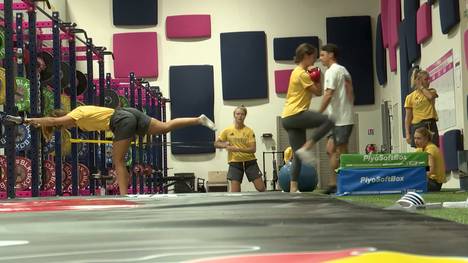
[189,248,374,263]
[0,199,138,213]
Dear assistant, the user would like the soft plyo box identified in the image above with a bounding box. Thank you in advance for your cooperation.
[340,153,428,169]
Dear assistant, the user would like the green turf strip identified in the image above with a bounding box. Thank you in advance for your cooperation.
[337,191,468,224]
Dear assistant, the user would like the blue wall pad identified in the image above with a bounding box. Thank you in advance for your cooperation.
[113,0,158,26]
[169,65,215,154]
[220,31,268,100]
[443,129,463,172]
[273,36,319,61]
[326,16,374,105]
[376,14,387,86]
[404,0,420,18]
[399,20,411,137]
[406,14,421,64]
[439,0,460,34]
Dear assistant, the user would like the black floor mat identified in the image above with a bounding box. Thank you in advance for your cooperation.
[0,192,467,262]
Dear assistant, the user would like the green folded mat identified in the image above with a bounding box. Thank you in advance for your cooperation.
[340,152,428,169]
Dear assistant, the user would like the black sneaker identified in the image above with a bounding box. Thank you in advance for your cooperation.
[324,185,337,195]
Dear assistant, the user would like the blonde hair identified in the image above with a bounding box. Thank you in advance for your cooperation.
[233,105,247,116]
[414,127,433,141]
[411,67,429,90]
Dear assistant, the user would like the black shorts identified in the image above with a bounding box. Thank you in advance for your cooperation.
[328,125,354,146]
[109,107,151,141]
[227,160,263,183]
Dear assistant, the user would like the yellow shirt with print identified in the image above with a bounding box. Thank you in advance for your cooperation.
[67,105,115,132]
[404,89,438,124]
[416,143,446,184]
[281,66,313,118]
[218,125,256,163]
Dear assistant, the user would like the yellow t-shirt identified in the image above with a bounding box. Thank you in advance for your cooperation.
[281,66,313,118]
[218,125,256,163]
[416,143,446,184]
[404,89,438,124]
[67,105,115,132]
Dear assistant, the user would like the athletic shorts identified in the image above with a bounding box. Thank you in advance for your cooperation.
[328,125,354,146]
[227,160,263,183]
[109,107,151,141]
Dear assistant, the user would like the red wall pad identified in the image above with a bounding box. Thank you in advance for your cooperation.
[113,32,158,78]
[417,3,432,44]
[380,0,389,48]
[274,69,293,94]
[388,0,401,72]
[464,30,468,70]
[166,15,211,39]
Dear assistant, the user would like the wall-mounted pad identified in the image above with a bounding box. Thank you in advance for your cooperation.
[399,20,411,137]
[439,0,460,34]
[169,65,215,154]
[275,69,293,94]
[442,129,463,171]
[113,0,157,26]
[113,32,158,78]
[381,0,389,48]
[273,36,319,61]
[166,15,211,39]
[376,14,387,86]
[389,46,398,72]
[464,30,468,70]
[220,31,268,100]
[388,0,401,48]
[417,2,432,44]
[406,13,421,64]
[404,0,420,18]
[326,16,374,105]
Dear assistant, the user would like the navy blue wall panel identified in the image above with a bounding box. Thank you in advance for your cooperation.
[169,65,215,154]
[326,16,374,105]
[220,31,268,100]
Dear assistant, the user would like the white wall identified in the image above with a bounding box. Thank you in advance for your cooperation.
[379,0,466,188]
[66,0,382,191]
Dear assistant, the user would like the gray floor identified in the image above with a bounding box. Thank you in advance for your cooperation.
[0,192,468,262]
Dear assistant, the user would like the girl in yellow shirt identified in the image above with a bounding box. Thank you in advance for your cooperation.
[414,127,446,192]
[281,43,334,192]
[404,67,439,147]
[26,105,216,195]
[214,106,265,192]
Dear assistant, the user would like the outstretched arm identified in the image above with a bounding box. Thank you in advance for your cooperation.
[25,115,75,128]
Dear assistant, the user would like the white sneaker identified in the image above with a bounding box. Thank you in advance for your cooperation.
[295,147,317,166]
[199,114,217,131]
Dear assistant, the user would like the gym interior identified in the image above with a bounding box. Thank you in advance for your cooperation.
[1,0,468,262]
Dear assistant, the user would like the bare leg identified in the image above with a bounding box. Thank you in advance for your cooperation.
[112,139,132,195]
[230,180,241,192]
[253,177,266,192]
[331,144,348,186]
[326,138,338,187]
[147,115,215,135]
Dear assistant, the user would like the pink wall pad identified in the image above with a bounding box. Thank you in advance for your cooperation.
[381,0,389,48]
[389,46,397,72]
[113,32,158,78]
[274,69,293,94]
[166,15,211,39]
[388,0,401,48]
[464,30,468,70]
[417,3,432,44]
